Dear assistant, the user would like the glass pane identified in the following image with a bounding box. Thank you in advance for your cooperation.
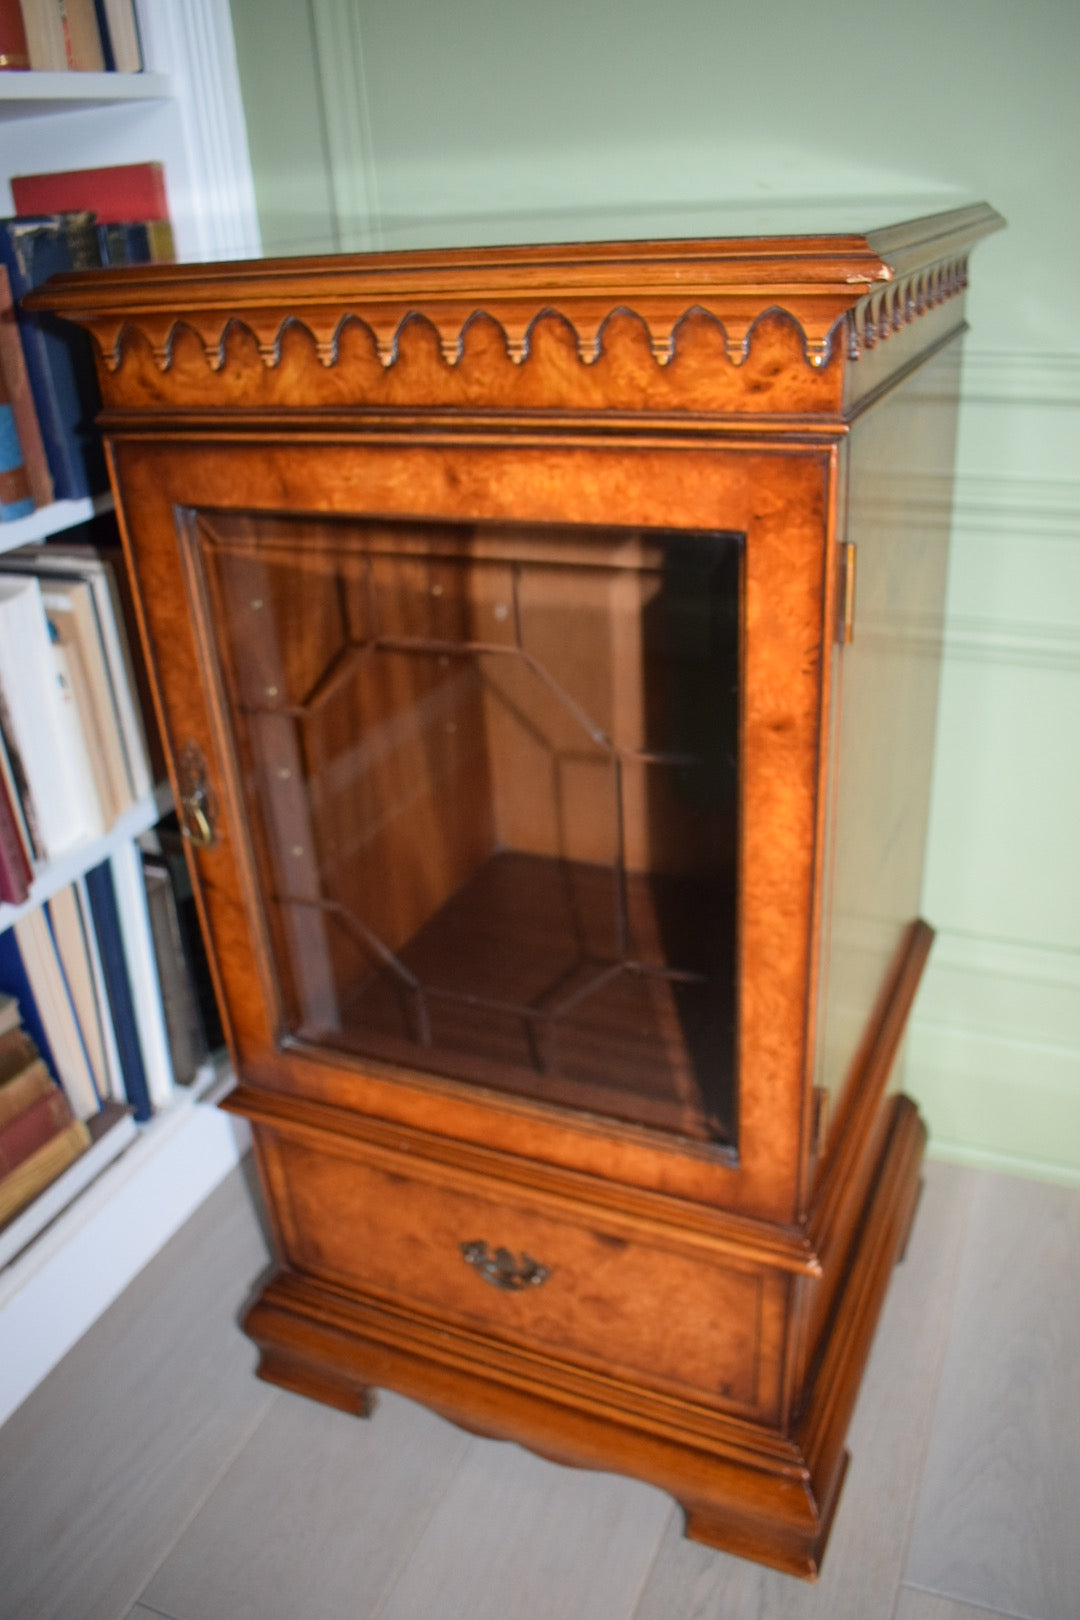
[198,513,740,1146]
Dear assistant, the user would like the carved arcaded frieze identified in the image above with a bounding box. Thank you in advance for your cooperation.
[847,256,969,358]
[89,303,856,416]
[96,301,840,376]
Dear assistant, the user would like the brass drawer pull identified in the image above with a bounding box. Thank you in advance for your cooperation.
[460,1240,550,1291]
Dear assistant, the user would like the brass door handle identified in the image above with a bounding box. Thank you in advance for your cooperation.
[460,1241,550,1291]
[177,741,218,848]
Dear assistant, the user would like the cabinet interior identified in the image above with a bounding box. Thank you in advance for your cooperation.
[197,511,741,1144]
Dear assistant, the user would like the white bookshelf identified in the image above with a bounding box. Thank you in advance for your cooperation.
[0,492,113,555]
[0,70,171,119]
[0,0,260,1425]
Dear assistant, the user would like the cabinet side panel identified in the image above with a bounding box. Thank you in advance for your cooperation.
[812,341,962,1179]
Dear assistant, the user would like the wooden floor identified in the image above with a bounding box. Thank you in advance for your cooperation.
[1,1154,1077,1620]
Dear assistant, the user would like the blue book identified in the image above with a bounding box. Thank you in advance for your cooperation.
[0,925,60,1083]
[84,859,153,1122]
[0,215,107,502]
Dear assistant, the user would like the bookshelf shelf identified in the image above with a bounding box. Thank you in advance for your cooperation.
[0,72,171,121]
[0,491,114,556]
[0,784,172,934]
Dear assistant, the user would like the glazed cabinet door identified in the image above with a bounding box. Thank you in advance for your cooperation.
[110,434,834,1223]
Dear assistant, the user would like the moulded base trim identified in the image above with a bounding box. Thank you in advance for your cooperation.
[240,1091,924,1579]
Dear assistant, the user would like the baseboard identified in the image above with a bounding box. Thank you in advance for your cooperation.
[0,1097,250,1429]
[906,930,1080,1182]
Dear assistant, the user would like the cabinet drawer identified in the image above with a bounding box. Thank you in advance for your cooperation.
[261,1130,779,1416]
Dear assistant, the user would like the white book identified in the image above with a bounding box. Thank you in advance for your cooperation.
[0,576,98,858]
[108,840,175,1110]
[0,550,153,802]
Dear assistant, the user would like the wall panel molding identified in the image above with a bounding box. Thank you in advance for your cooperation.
[961,349,1080,406]
[908,929,1080,1182]
[310,0,381,251]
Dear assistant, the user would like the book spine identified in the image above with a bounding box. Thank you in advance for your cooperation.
[83,859,153,1121]
[0,1086,73,1177]
[0,1118,91,1225]
[0,1056,54,1126]
[90,0,113,69]
[108,841,173,1109]
[0,360,33,521]
[14,0,66,69]
[0,925,60,1084]
[0,771,33,905]
[0,0,30,68]
[0,266,53,510]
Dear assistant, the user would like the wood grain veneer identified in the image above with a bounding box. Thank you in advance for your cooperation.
[29,204,1001,1577]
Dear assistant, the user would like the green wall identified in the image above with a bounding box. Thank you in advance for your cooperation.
[228,0,1080,1182]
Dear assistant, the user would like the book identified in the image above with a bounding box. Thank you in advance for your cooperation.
[11,163,175,262]
[0,766,33,905]
[0,213,107,500]
[141,855,208,1086]
[9,907,101,1118]
[0,1023,41,1085]
[0,695,41,865]
[0,342,33,521]
[0,1117,91,1226]
[0,0,30,68]
[83,858,152,1121]
[0,991,20,1037]
[0,923,59,1084]
[108,841,173,1109]
[2,545,154,801]
[0,266,52,509]
[148,814,224,1052]
[0,1084,74,1177]
[42,580,131,825]
[74,873,125,1102]
[0,1049,55,1124]
[0,573,100,856]
[95,0,140,72]
[58,0,104,70]
[47,883,112,1106]
[17,0,67,69]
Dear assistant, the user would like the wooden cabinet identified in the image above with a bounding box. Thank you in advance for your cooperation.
[32,203,1001,1575]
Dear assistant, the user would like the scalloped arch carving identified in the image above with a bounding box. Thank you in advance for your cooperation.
[94,303,850,416]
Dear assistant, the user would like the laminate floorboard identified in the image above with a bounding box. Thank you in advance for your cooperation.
[0,1166,275,1620]
[629,1160,976,1620]
[903,1173,1080,1620]
[895,1592,1017,1620]
[5,1156,1076,1620]
[139,1389,472,1620]
[375,1435,676,1620]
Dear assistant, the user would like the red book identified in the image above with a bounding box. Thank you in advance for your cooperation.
[0,1085,74,1178]
[0,0,30,70]
[0,771,33,905]
[11,162,169,224]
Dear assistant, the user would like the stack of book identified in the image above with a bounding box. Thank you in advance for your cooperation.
[0,541,154,892]
[0,989,92,1227]
[3,1,144,74]
[0,163,174,520]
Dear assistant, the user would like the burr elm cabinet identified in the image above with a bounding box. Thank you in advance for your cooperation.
[32,204,1002,1576]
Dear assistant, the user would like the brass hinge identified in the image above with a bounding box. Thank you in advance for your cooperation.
[838,541,857,645]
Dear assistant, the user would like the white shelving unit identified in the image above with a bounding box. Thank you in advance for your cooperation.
[0,0,260,1426]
